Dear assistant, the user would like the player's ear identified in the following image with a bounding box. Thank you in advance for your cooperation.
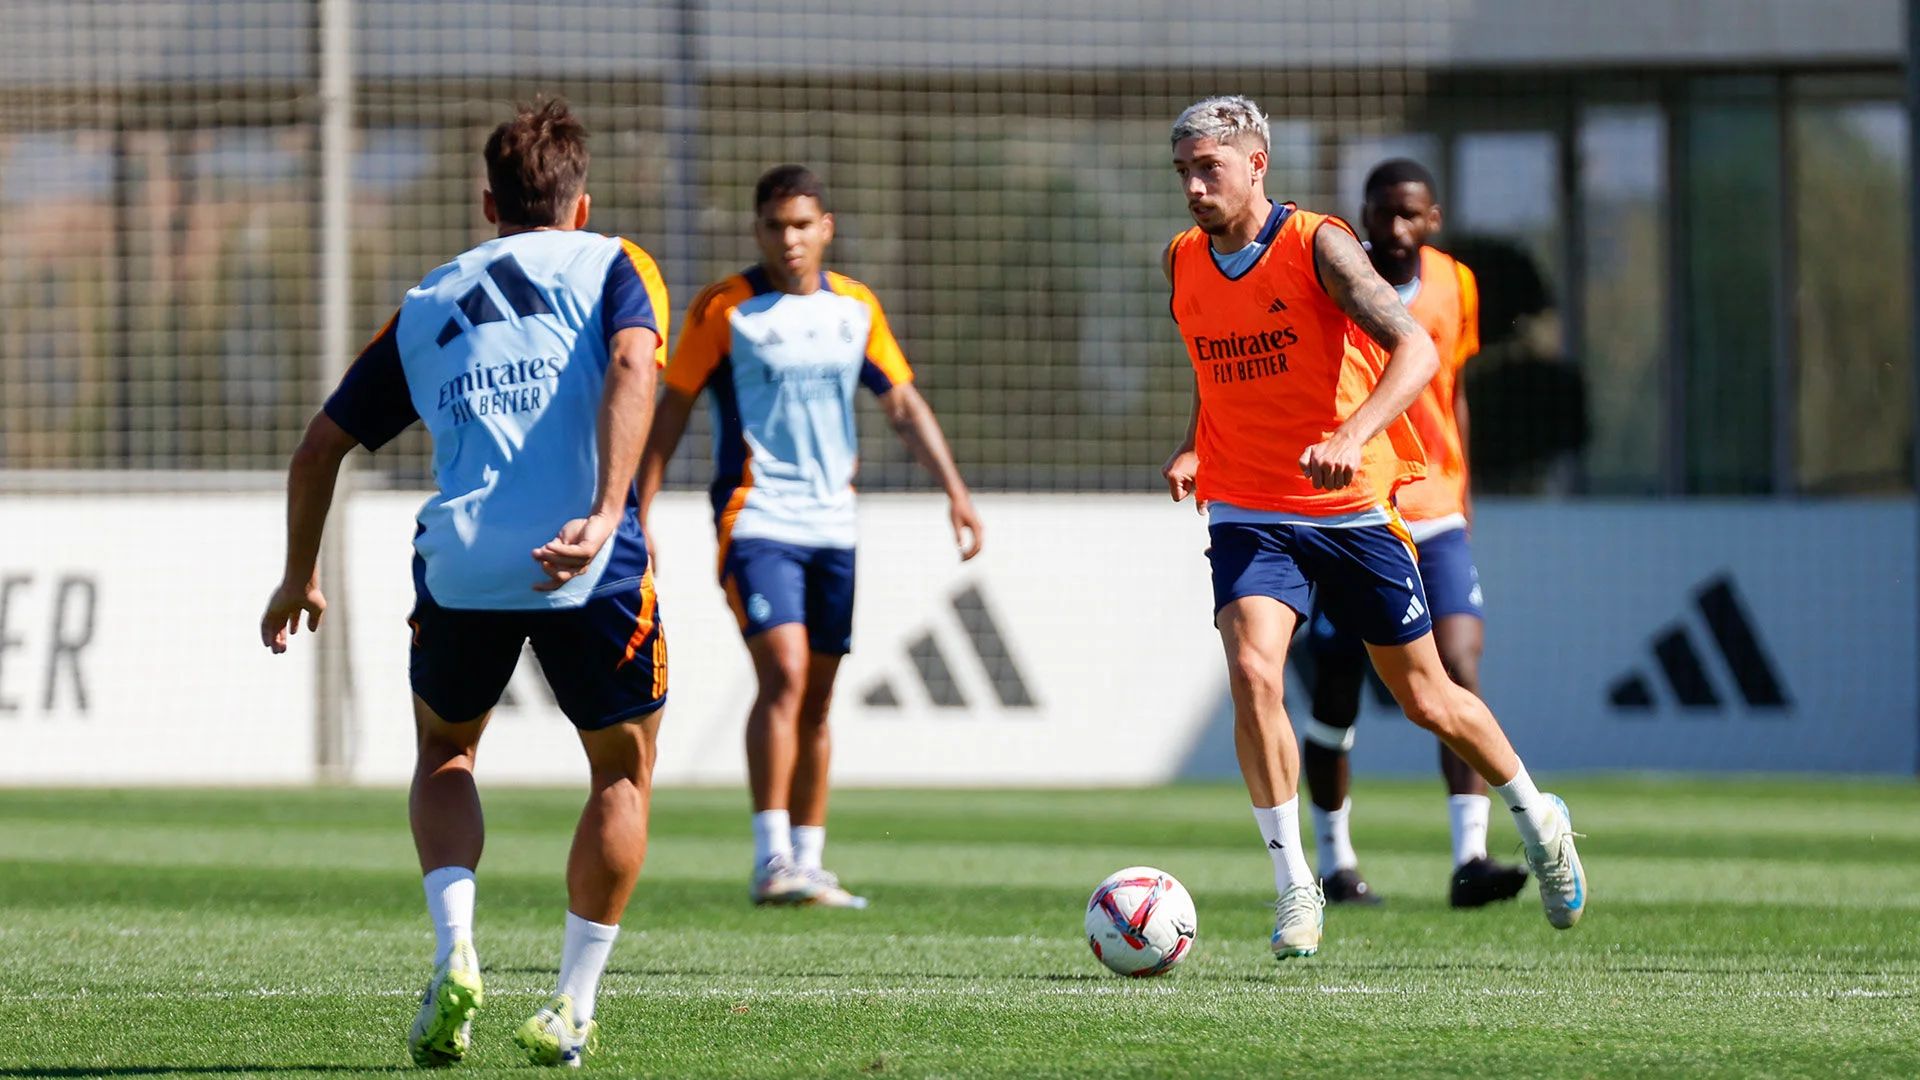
[820,212,835,244]
[1247,146,1268,185]
[482,190,499,226]
[1429,202,1443,236]
[572,191,592,230]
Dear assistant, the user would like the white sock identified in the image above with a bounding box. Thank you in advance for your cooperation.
[423,866,475,968]
[1310,798,1359,878]
[752,809,793,867]
[1252,800,1316,893]
[1449,794,1491,867]
[1491,763,1557,848]
[556,912,620,1024]
[792,824,826,871]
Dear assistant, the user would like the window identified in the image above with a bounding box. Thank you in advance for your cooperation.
[1681,81,1781,494]
[1792,99,1910,493]
[1578,106,1668,494]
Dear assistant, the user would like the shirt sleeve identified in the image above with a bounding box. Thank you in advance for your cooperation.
[1454,261,1481,370]
[850,282,915,396]
[602,239,669,368]
[323,312,418,451]
[663,280,733,396]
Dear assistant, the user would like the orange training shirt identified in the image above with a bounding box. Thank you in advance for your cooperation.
[1391,246,1480,523]
[1169,204,1426,516]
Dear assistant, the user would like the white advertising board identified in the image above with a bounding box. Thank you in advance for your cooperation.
[1,490,1913,785]
[1181,501,1920,779]
[0,494,314,784]
[343,493,1227,787]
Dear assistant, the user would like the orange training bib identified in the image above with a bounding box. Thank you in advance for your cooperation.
[1168,204,1425,516]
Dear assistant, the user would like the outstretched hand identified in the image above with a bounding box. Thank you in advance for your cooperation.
[260,581,326,653]
[532,514,617,592]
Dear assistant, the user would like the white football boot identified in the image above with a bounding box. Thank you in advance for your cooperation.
[1523,794,1587,929]
[750,854,821,906]
[800,866,869,909]
[1270,881,1326,960]
[407,940,483,1068]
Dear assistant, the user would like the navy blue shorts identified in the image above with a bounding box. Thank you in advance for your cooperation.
[1308,524,1480,654]
[407,563,668,730]
[1208,521,1431,646]
[720,537,856,655]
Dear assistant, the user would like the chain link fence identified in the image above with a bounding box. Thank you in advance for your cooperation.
[0,1,1910,496]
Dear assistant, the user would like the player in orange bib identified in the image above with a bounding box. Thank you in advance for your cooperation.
[1159,96,1585,958]
[1301,159,1531,911]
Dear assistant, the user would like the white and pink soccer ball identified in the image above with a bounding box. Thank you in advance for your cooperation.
[1084,866,1197,977]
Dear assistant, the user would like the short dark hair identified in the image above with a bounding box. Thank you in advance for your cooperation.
[754,164,828,216]
[484,97,590,227]
[1363,157,1438,201]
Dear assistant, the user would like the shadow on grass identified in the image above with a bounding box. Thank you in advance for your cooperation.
[488,964,1109,982]
[0,1060,408,1068]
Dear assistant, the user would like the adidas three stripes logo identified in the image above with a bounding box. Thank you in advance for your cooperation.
[436,255,553,347]
[1608,575,1790,712]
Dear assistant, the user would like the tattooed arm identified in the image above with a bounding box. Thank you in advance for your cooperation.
[1299,222,1440,490]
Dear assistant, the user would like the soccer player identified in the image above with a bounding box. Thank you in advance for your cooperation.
[1158,96,1585,959]
[1302,158,1530,909]
[637,164,983,909]
[260,100,669,1068]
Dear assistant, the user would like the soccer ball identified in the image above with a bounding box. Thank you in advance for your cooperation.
[1083,866,1197,977]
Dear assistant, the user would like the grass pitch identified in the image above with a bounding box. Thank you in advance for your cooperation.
[0,778,1916,1079]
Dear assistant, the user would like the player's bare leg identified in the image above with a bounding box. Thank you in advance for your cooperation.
[1431,615,1529,906]
[788,651,865,907]
[1368,635,1586,928]
[789,651,842,833]
[743,624,821,903]
[1217,597,1324,958]
[1301,642,1377,905]
[408,696,490,1067]
[569,715,662,923]
[411,696,490,874]
[515,714,661,1067]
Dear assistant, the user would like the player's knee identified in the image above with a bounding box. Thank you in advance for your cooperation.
[756,651,811,710]
[416,728,476,771]
[1310,680,1361,728]
[1225,647,1285,703]
[1398,681,1465,738]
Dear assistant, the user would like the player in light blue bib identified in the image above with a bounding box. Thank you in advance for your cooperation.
[639,165,984,909]
[261,99,667,1069]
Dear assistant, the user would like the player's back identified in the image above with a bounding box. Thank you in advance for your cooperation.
[394,229,667,610]
[1168,204,1424,516]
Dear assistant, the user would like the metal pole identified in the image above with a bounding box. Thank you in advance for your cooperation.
[663,0,702,309]
[315,0,355,784]
[1908,0,1920,773]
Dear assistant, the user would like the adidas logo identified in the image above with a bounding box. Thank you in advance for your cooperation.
[1400,578,1426,626]
[761,328,784,346]
[1607,575,1790,712]
[435,255,552,347]
[1266,839,1283,851]
[862,585,1037,713]
[1266,297,1287,314]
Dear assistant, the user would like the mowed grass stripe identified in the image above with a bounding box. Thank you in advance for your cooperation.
[0,781,1916,1078]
